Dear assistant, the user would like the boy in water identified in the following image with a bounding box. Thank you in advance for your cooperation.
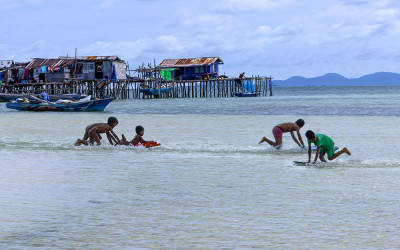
[258,119,305,149]
[120,125,154,146]
[74,116,120,146]
[305,130,351,163]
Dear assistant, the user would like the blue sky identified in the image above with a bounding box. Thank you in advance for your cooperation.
[1,0,400,80]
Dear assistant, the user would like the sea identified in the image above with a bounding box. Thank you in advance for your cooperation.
[1,85,400,249]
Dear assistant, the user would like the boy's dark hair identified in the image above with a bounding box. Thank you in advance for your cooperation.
[107,116,118,125]
[295,119,305,127]
[136,125,144,135]
[305,130,315,140]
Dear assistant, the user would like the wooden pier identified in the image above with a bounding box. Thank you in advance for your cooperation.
[0,77,273,100]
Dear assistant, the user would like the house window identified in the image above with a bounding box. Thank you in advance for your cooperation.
[194,66,205,74]
[83,63,94,73]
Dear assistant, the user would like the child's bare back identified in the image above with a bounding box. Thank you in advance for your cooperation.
[75,117,120,146]
[276,122,300,132]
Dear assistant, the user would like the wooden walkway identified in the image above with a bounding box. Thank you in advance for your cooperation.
[0,77,273,99]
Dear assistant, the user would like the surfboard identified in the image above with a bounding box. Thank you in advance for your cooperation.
[310,145,339,151]
[132,142,161,148]
[293,161,312,166]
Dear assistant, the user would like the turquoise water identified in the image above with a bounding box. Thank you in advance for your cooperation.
[1,86,400,248]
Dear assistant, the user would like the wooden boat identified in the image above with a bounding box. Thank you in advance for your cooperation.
[0,93,85,102]
[6,96,113,112]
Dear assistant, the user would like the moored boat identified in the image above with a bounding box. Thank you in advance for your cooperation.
[233,92,260,97]
[0,93,85,102]
[6,96,113,112]
[140,86,173,95]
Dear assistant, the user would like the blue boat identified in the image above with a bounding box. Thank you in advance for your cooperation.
[0,93,85,102]
[233,92,260,97]
[233,79,260,97]
[140,86,173,95]
[6,96,113,112]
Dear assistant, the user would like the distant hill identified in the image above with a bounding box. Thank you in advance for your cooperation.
[274,72,400,86]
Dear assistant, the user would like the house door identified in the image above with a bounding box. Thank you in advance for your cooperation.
[95,62,103,79]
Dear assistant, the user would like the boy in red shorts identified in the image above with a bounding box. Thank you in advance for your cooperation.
[258,119,305,149]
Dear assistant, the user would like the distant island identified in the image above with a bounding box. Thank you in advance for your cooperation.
[274,72,400,86]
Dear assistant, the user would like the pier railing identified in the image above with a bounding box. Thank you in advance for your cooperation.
[0,77,273,100]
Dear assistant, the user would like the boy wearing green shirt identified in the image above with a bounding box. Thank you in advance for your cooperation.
[305,130,351,163]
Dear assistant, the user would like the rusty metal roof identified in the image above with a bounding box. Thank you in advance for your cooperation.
[26,58,75,69]
[26,56,123,69]
[159,57,223,68]
[58,56,122,61]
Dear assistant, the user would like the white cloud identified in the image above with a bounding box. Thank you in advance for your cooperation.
[217,0,292,12]
[95,0,117,9]
[0,0,43,10]
[3,0,400,79]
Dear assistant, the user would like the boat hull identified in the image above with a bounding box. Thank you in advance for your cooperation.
[6,98,113,112]
[0,93,85,102]
[233,92,260,97]
[140,87,173,95]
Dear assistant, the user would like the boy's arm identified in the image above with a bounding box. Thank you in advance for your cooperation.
[106,130,120,145]
[313,146,320,163]
[308,146,312,163]
[106,131,115,145]
[109,130,121,144]
[290,131,302,147]
[296,130,305,148]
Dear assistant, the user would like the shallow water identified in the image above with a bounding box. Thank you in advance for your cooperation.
[1,86,400,248]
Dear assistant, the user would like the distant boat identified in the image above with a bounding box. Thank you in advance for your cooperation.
[6,96,113,112]
[233,79,260,97]
[233,92,260,97]
[140,86,173,95]
[0,93,85,102]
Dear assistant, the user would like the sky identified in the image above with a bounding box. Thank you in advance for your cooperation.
[1,0,400,80]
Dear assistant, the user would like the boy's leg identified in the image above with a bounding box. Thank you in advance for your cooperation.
[89,130,101,146]
[74,139,82,146]
[259,126,283,148]
[258,136,281,148]
[119,134,130,145]
[319,151,327,162]
[82,131,89,141]
[328,147,351,160]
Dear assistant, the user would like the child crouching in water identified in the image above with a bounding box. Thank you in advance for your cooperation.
[75,117,120,146]
[305,130,351,163]
[120,125,155,146]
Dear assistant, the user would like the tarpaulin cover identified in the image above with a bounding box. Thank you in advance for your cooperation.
[160,68,175,81]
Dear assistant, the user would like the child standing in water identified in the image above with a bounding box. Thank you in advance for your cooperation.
[75,117,120,146]
[305,130,351,163]
[259,119,305,149]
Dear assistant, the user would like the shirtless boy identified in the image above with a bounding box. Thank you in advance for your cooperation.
[305,130,351,163]
[74,116,120,146]
[120,125,154,146]
[258,119,305,149]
